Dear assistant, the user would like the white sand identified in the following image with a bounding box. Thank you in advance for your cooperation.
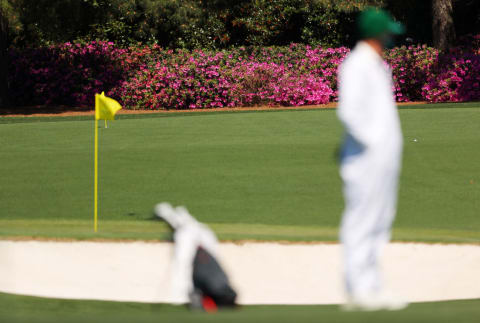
[0,240,479,305]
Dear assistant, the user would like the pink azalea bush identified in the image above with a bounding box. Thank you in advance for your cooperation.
[113,51,242,110]
[8,38,480,109]
[384,45,439,102]
[110,45,342,109]
[421,36,480,102]
[8,41,133,106]
[422,53,480,102]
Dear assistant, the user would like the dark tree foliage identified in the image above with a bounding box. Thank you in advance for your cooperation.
[385,0,432,46]
[452,0,480,43]
[5,0,386,49]
[13,0,91,45]
[0,0,14,107]
[384,0,479,49]
[3,0,480,50]
[0,12,7,107]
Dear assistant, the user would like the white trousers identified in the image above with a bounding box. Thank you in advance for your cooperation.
[340,148,401,297]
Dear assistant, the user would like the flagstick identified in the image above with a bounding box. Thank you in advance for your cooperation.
[94,92,122,232]
[94,117,99,233]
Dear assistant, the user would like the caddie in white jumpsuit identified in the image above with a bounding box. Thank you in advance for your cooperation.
[337,8,407,311]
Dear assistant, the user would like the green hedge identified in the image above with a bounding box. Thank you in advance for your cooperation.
[7,0,383,49]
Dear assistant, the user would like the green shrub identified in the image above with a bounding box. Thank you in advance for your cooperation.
[7,0,385,49]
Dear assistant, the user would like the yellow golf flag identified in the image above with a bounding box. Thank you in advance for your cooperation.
[93,92,122,232]
[95,92,122,120]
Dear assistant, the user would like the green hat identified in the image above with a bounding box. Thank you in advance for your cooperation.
[357,7,405,40]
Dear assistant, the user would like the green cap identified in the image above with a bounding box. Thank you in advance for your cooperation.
[357,7,405,40]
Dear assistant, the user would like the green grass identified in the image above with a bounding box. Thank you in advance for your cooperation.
[1,292,479,323]
[1,103,479,242]
[1,219,479,243]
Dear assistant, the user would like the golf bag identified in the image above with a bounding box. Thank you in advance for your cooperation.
[189,246,237,310]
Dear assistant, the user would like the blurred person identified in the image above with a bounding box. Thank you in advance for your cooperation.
[154,202,237,312]
[337,8,408,311]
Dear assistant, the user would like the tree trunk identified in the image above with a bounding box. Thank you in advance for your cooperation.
[0,5,8,108]
[432,0,456,51]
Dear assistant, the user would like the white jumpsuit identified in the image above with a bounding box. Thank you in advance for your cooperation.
[337,41,403,298]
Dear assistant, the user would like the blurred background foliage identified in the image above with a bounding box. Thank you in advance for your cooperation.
[0,0,477,50]
[1,0,479,107]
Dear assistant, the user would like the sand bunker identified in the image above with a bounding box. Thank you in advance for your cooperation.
[1,240,479,304]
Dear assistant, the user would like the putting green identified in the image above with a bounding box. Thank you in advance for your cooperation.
[0,103,479,242]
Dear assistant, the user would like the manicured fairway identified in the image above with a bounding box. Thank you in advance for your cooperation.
[1,292,479,323]
[0,103,479,242]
